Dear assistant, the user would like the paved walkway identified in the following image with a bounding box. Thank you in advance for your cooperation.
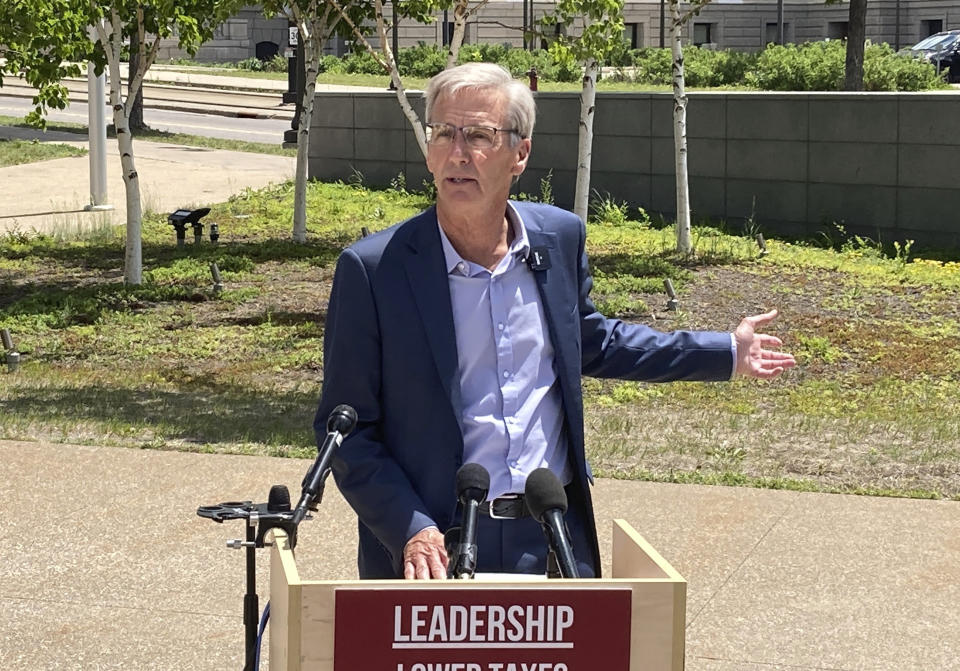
[0,125,294,236]
[1,439,958,670]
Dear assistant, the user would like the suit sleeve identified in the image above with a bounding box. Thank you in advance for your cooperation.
[573,221,735,382]
[317,248,437,570]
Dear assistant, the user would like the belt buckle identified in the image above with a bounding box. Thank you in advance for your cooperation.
[488,493,522,520]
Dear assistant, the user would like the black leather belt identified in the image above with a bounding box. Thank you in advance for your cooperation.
[479,494,529,520]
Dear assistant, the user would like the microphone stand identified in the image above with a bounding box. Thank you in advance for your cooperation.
[197,490,300,671]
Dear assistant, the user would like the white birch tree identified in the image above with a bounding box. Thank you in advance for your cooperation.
[2,0,242,284]
[670,0,713,254]
[262,0,366,243]
[540,0,626,223]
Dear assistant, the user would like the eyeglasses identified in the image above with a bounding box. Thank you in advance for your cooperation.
[424,122,519,150]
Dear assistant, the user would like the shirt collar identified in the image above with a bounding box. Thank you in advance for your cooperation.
[438,203,531,277]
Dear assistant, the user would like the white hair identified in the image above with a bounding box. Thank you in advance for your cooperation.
[424,62,536,142]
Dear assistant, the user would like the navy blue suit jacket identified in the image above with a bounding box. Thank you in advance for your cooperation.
[316,202,734,578]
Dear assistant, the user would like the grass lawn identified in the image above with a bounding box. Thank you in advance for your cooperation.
[0,138,87,167]
[1,181,958,500]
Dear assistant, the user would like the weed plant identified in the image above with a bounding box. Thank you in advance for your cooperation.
[1,180,958,500]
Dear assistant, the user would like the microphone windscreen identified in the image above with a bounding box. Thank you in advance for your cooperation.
[327,404,358,435]
[268,484,291,512]
[456,462,490,499]
[524,468,568,521]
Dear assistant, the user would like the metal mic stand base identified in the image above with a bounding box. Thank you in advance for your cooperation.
[198,495,302,671]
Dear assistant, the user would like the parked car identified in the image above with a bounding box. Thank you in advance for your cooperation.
[907,30,960,82]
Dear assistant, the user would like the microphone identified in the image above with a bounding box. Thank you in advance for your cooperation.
[448,463,490,579]
[524,468,580,579]
[291,404,357,524]
[267,485,291,513]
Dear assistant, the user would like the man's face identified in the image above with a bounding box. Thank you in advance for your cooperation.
[425,88,531,211]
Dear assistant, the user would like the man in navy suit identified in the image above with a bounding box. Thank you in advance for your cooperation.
[317,63,795,580]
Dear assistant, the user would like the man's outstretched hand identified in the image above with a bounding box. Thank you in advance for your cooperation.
[734,309,796,379]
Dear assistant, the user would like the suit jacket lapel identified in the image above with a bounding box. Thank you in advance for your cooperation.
[401,209,463,423]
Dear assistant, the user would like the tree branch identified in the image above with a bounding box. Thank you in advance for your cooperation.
[329,0,391,73]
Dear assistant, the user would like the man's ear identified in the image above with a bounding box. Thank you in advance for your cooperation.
[511,138,532,176]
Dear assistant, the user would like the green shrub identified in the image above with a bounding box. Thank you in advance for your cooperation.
[746,39,946,91]
[342,49,386,75]
[459,42,510,65]
[236,57,265,72]
[746,41,846,90]
[684,48,758,87]
[623,47,673,85]
[263,54,288,73]
[862,42,947,91]
[317,54,344,74]
[397,42,447,78]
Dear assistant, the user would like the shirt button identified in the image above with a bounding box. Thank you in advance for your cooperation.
[502,370,510,379]
[497,323,505,331]
[456,262,466,274]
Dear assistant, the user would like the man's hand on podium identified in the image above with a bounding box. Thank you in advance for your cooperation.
[403,527,449,579]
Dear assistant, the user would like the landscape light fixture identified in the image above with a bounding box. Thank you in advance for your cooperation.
[210,262,224,295]
[168,207,211,248]
[2,329,20,373]
[664,278,679,311]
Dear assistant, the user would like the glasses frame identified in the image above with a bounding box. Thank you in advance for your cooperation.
[424,122,520,150]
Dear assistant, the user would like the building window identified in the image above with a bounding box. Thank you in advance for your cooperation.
[624,22,641,49]
[693,22,716,46]
[921,19,944,38]
[827,21,849,40]
[765,22,790,45]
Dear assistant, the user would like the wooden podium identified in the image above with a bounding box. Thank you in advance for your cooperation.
[269,519,685,670]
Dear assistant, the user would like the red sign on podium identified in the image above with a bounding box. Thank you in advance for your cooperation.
[334,587,632,670]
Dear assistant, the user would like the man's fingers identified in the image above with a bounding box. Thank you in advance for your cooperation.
[429,555,447,579]
[753,366,784,379]
[756,334,783,348]
[744,308,779,329]
[760,349,796,363]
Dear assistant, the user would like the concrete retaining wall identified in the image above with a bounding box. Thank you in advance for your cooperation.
[308,90,960,246]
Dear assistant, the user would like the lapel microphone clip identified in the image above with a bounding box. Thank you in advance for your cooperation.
[526,246,552,272]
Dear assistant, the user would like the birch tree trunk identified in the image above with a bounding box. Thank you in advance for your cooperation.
[670,0,692,254]
[446,1,467,68]
[291,6,329,243]
[573,58,597,223]
[98,9,145,284]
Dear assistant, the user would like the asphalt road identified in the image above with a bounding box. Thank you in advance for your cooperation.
[0,95,292,145]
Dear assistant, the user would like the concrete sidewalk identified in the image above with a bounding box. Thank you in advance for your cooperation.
[2,439,957,670]
[0,124,294,236]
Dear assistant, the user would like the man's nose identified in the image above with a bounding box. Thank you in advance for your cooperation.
[448,133,471,162]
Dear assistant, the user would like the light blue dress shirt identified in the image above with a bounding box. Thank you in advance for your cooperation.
[438,204,572,500]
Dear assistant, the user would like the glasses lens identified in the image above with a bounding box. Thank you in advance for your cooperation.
[427,123,456,145]
[463,126,497,148]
